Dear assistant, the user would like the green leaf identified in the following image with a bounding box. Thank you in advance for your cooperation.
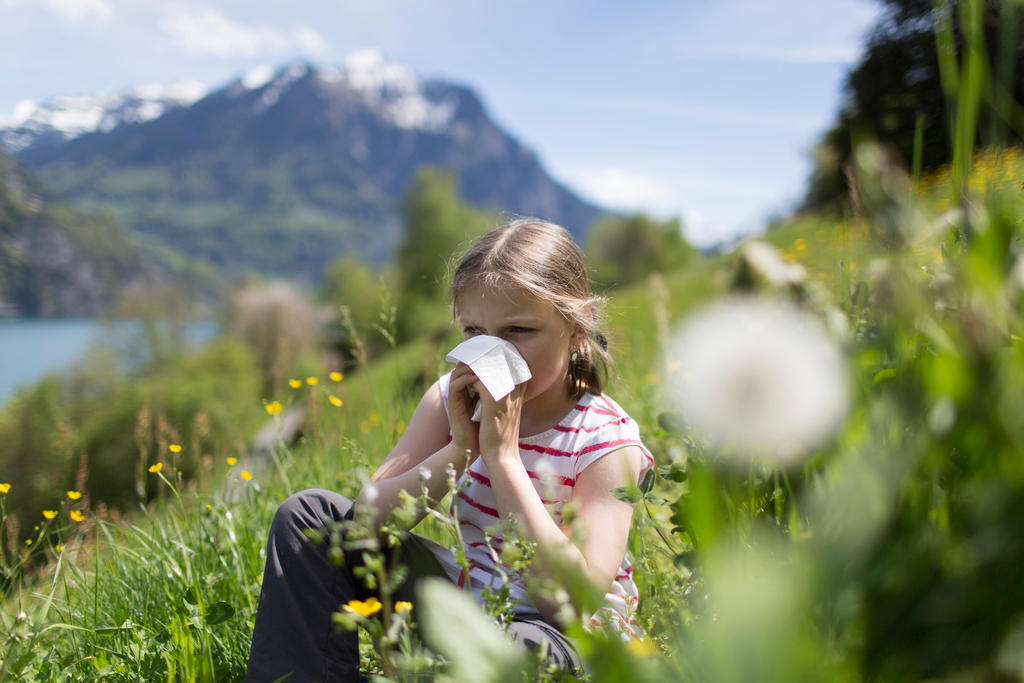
[872,367,897,384]
[657,411,687,434]
[639,468,656,494]
[416,578,522,683]
[611,485,641,504]
[204,601,234,626]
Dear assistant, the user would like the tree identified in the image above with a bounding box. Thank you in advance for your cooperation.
[803,0,1024,212]
[394,168,495,341]
[319,255,389,360]
[584,214,695,290]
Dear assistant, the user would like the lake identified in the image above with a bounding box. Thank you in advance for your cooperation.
[0,318,216,404]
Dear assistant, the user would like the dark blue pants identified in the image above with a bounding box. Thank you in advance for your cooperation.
[244,489,581,682]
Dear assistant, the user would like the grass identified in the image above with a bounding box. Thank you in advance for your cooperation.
[5,121,1024,683]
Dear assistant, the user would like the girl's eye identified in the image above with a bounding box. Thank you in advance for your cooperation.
[463,326,482,336]
[508,326,533,334]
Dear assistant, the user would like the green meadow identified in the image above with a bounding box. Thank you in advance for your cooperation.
[5,4,1024,676]
[4,142,1024,681]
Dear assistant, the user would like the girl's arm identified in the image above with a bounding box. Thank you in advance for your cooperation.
[355,369,481,531]
[476,385,644,622]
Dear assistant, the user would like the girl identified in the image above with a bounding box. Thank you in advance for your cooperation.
[246,218,653,682]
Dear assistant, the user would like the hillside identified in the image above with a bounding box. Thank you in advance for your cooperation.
[0,149,150,316]
[2,53,604,283]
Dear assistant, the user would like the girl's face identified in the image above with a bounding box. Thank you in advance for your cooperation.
[457,285,579,418]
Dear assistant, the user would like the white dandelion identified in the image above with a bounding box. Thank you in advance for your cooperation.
[665,297,849,465]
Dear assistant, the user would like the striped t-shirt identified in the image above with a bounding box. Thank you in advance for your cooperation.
[436,372,654,638]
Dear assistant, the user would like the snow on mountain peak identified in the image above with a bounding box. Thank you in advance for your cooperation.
[242,65,274,90]
[322,49,455,132]
[0,82,207,152]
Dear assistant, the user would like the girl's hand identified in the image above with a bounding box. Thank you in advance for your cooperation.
[475,380,525,463]
[447,363,481,456]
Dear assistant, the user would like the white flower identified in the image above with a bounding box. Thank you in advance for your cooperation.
[665,297,849,464]
[362,483,379,502]
[738,240,806,288]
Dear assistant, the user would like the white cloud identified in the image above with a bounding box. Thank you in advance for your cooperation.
[293,26,329,56]
[570,167,675,213]
[46,0,111,21]
[160,6,328,58]
[2,0,112,21]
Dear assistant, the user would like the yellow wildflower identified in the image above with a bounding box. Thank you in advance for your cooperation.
[288,379,302,389]
[793,238,807,252]
[395,601,413,615]
[66,490,82,501]
[328,395,343,407]
[69,510,85,523]
[0,483,10,494]
[343,598,382,617]
[626,639,657,657]
[265,400,283,415]
[306,376,318,386]
[241,470,253,481]
[42,510,57,520]
[329,371,343,382]
[55,543,63,553]
[226,457,238,466]
[148,462,163,474]
[369,411,381,425]
[169,444,182,454]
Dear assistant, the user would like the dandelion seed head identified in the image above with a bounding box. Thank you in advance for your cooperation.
[417,467,432,482]
[363,483,379,502]
[665,297,849,465]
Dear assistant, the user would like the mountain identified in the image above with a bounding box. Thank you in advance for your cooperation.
[0,149,151,316]
[0,82,206,156]
[1,53,603,282]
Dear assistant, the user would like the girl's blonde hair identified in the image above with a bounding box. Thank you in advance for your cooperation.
[451,218,612,397]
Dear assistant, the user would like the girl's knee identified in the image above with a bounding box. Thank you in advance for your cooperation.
[273,489,353,533]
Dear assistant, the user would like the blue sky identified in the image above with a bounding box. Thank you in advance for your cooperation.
[0,0,881,247]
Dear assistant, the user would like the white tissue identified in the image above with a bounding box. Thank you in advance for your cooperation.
[446,335,532,420]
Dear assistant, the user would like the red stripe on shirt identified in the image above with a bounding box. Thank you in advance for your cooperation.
[553,417,631,434]
[458,490,499,518]
[595,395,625,418]
[520,437,642,459]
[573,403,621,418]
[526,469,575,487]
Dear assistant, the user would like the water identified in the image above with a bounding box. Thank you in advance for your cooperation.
[0,318,216,404]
